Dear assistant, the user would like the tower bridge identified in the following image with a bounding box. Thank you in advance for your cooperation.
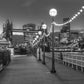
[12,29,41,33]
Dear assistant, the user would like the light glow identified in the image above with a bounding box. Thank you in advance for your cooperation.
[36,35,39,38]
[13,32,24,35]
[32,5,84,47]
[82,6,84,9]
[38,31,42,35]
[80,9,83,12]
[52,5,84,27]
[42,24,47,29]
[49,8,57,17]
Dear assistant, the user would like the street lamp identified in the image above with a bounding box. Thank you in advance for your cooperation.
[34,35,39,58]
[38,31,42,35]
[36,35,39,38]
[42,23,47,64]
[49,8,57,17]
[49,8,57,73]
[38,31,42,61]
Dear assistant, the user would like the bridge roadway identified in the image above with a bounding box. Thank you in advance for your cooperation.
[0,55,84,84]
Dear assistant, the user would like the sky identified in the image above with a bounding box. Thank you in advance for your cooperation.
[0,0,84,33]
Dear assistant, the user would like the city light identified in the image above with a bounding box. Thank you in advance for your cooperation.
[79,9,83,12]
[13,32,24,35]
[38,31,42,35]
[77,12,81,15]
[32,5,84,47]
[82,6,84,9]
[74,14,78,17]
[36,35,39,38]
[34,37,37,40]
[52,5,84,27]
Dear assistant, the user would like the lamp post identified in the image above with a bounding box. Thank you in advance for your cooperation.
[49,8,57,73]
[42,23,47,64]
[38,31,42,61]
[34,35,39,58]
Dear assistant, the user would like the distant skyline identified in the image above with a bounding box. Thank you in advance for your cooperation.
[0,0,84,33]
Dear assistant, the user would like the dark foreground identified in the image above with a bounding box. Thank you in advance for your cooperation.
[0,55,84,84]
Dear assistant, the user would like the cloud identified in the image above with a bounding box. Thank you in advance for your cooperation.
[22,0,37,7]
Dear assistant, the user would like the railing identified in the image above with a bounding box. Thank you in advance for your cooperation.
[62,52,84,68]
[44,48,84,72]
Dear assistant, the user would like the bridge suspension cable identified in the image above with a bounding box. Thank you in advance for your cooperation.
[52,6,84,27]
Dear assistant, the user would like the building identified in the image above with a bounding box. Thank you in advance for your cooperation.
[12,35,24,47]
[23,23,37,43]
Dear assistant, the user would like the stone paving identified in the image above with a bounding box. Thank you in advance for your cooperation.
[0,55,84,84]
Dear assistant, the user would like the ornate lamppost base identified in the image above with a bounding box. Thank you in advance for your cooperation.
[42,62,46,65]
[50,69,56,73]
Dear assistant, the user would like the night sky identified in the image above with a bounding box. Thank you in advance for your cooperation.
[0,0,84,33]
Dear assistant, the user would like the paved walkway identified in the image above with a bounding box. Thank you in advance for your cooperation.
[0,55,84,84]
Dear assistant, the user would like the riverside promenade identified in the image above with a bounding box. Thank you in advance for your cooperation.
[0,55,84,84]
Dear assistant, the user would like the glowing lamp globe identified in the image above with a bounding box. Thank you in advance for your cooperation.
[36,35,39,38]
[49,8,57,17]
[38,31,42,35]
[42,24,47,30]
[34,38,37,40]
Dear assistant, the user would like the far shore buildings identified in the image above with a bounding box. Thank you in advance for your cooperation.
[11,22,84,47]
[54,29,84,40]
[51,29,84,46]
[12,29,84,47]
